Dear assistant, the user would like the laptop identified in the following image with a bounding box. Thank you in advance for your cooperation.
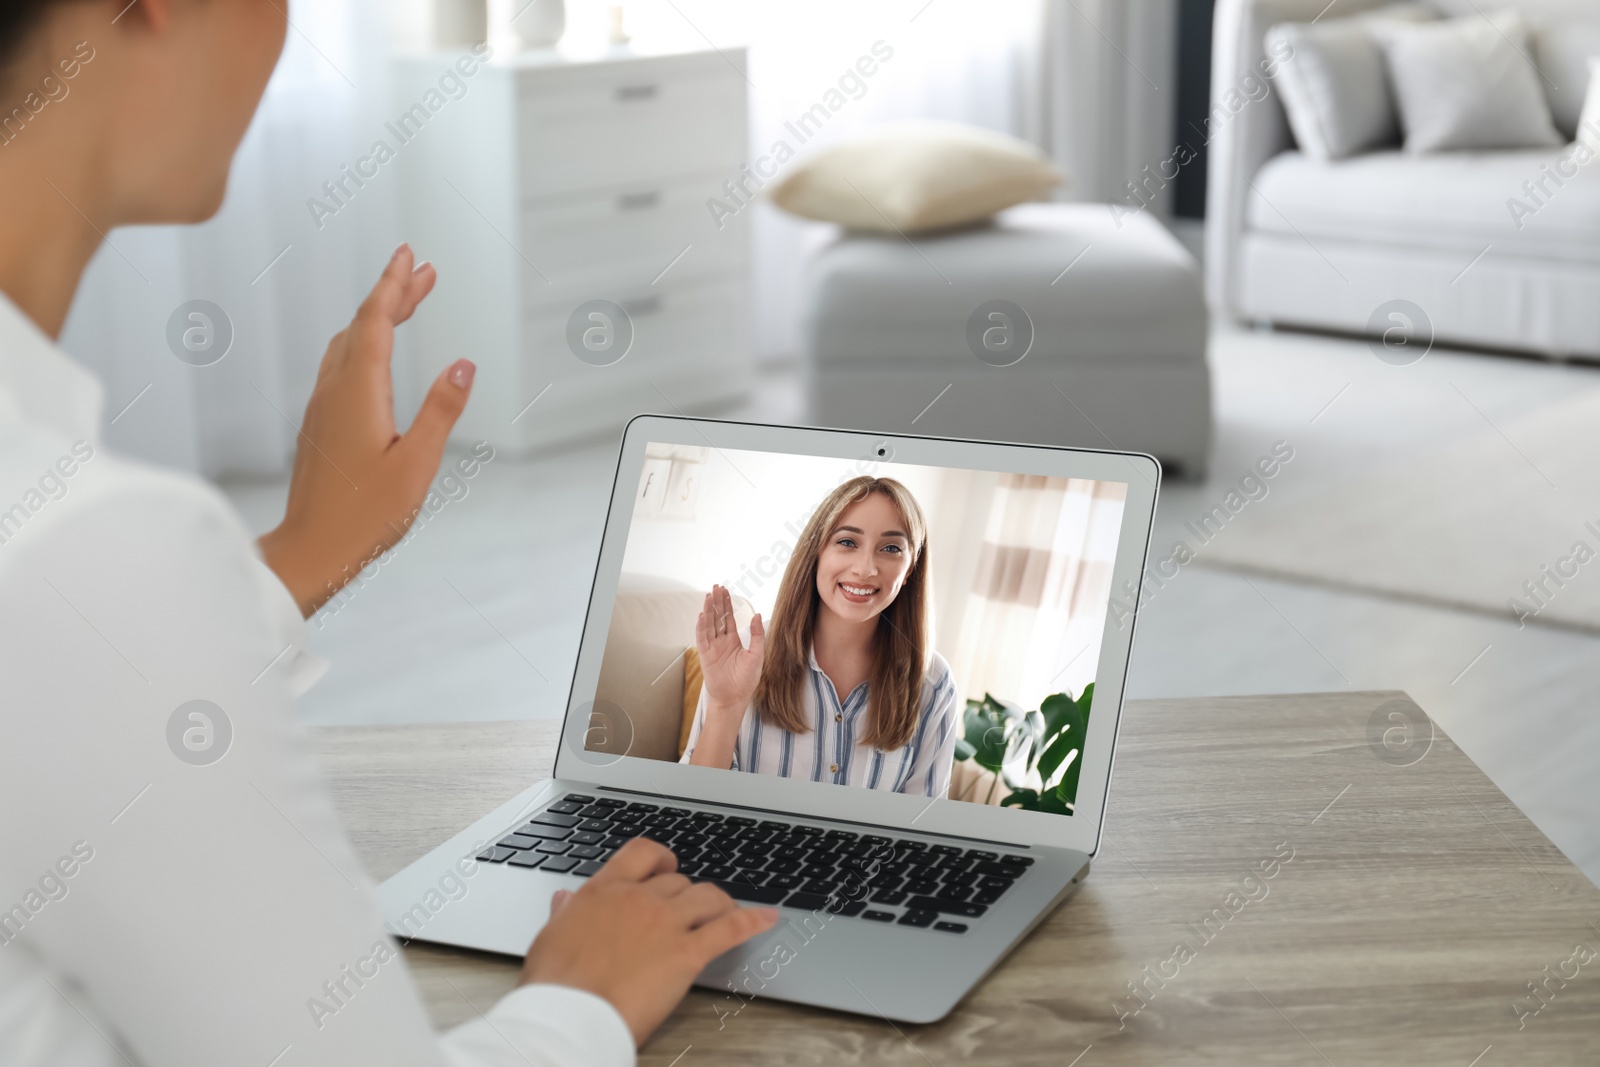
[376,415,1158,1023]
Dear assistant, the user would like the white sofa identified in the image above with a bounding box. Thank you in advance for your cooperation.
[1207,0,1600,359]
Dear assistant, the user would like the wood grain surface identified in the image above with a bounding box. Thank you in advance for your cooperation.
[314,692,1600,1065]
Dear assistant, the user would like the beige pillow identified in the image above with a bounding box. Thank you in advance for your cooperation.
[767,120,1063,233]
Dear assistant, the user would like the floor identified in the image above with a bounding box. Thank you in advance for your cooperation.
[223,321,1600,890]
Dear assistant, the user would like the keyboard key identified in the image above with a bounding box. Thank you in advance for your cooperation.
[662,807,690,817]
[677,860,703,877]
[862,910,896,923]
[978,875,1014,891]
[547,801,584,815]
[541,855,579,873]
[767,874,803,891]
[594,798,627,808]
[578,819,613,833]
[724,816,757,827]
[699,879,788,905]
[934,921,969,934]
[535,841,572,855]
[964,850,998,863]
[906,896,988,918]
[497,834,539,850]
[571,831,606,846]
[569,845,604,860]
[700,864,735,881]
[518,824,574,842]
[603,835,628,849]
[730,869,768,886]
[944,872,979,889]
[563,794,595,804]
[904,878,939,895]
[828,900,867,917]
[575,861,606,877]
[974,861,1024,878]
[898,909,937,928]
[972,888,1005,905]
[783,891,831,911]
[533,812,580,828]
[507,852,544,869]
[871,889,907,906]
[929,844,962,855]
[1002,854,1035,867]
[578,805,612,820]
[802,878,841,895]
[934,884,971,903]
[476,847,516,863]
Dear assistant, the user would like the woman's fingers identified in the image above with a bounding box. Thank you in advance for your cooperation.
[747,613,765,658]
[641,872,692,899]
[549,889,572,916]
[590,837,677,886]
[674,882,739,928]
[394,260,437,325]
[396,358,474,467]
[690,906,780,962]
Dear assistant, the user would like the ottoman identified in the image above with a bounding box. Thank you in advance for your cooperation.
[804,203,1211,477]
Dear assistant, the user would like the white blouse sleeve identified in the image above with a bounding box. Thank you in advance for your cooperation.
[0,462,633,1067]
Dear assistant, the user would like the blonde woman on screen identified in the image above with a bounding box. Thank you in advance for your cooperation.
[682,476,961,797]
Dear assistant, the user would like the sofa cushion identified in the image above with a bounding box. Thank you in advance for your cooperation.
[807,203,1206,368]
[1531,18,1600,138]
[1375,9,1564,152]
[1247,148,1600,264]
[1265,2,1435,161]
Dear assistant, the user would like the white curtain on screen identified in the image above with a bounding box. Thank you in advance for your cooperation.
[950,475,1126,712]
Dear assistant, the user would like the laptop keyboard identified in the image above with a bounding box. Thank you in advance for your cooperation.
[475,793,1034,933]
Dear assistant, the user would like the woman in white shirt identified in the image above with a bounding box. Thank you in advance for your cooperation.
[0,3,774,1065]
[681,476,961,798]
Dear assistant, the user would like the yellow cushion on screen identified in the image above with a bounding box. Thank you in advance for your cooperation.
[679,646,703,757]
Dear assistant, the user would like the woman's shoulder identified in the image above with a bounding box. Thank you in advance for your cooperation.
[923,649,955,697]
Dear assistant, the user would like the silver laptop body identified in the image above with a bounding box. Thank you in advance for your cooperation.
[377,416,1159,1023]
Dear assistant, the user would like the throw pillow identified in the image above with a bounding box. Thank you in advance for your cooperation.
[1533,21,1600,139]
[1579,57,1600,148]
[1376,9,1565,153]
[766,120,1063,233]
[1266,2,1436,162]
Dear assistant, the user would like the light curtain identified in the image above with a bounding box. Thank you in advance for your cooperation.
[949,474,1126,713]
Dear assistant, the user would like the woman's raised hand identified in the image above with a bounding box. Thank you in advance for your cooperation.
[258,245,473,617]
[695,584,764,715]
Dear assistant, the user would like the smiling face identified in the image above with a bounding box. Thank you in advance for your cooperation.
[813,491,915,625]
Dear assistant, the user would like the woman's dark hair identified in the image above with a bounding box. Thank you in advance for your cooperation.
[2,1,62,71]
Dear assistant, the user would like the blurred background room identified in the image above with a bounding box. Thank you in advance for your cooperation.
[61,0,1600,888]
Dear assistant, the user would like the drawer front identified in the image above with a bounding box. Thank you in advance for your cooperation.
[520,177,748,300]
[516,71,746,196]
[521,277,746,391]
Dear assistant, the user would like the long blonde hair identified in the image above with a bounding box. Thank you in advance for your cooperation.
[753,476,931,750]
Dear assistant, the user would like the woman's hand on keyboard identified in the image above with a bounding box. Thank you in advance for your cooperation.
[519,838,778,1045]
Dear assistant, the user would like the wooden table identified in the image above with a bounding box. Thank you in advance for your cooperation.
[316,692,1600,1065]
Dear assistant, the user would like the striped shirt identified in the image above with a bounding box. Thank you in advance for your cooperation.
[680,646,961,797]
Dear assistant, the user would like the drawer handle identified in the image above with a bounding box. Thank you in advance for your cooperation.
[615,84,658,102]
[621,296,661,316]
[617,190,660,211]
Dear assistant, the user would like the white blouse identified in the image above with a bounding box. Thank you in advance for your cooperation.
[0,293,632,1066]
[680,646,961,797]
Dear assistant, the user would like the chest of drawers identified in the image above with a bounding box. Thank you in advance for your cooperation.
[394,46,751,452]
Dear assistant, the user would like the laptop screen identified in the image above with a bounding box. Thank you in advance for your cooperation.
[583,441,1131,820]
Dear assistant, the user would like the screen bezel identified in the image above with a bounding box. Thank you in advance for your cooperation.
[552,415,1158,856]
